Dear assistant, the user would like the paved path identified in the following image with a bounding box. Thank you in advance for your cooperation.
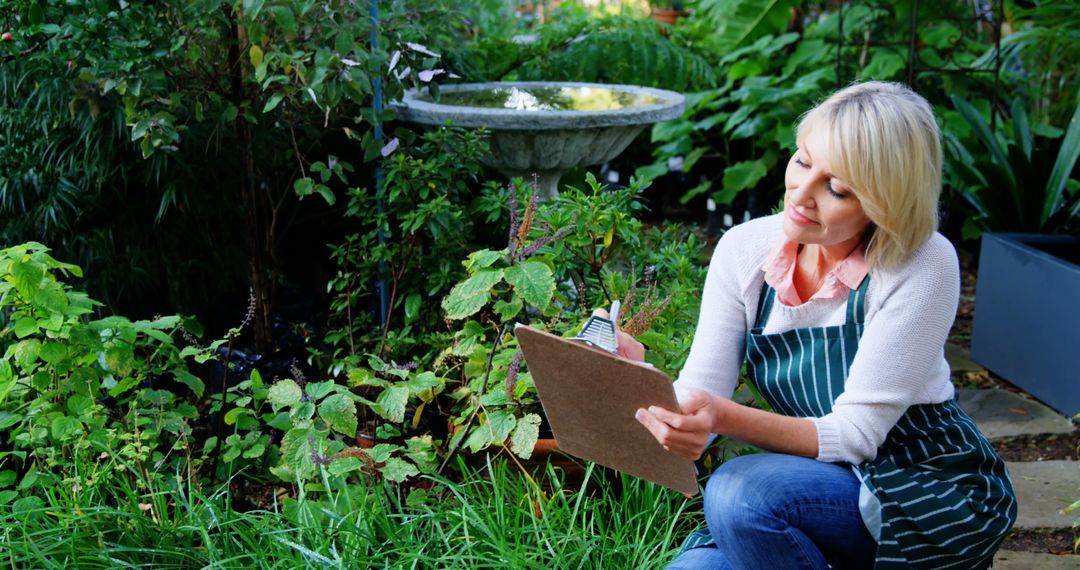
[957,364,1079,567]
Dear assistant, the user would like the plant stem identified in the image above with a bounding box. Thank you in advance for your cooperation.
[437,322,509,474]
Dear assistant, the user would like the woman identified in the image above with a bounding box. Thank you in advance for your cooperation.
[620,82,1016,569]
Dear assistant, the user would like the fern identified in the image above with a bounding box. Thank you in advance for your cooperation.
[516,27,717,92]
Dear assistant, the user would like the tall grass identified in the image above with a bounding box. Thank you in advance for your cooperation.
[1,458,700,568]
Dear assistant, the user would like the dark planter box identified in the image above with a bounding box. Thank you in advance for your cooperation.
[971,233,1080,417]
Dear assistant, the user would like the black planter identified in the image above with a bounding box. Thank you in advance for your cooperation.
[970,233,1080,417]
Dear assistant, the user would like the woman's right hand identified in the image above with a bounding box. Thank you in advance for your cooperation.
[634,390,719,460]
[591,308,646,361]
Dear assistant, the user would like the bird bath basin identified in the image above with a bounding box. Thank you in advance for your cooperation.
[392,82,685,199]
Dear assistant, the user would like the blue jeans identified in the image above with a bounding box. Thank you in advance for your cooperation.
[666,454,877,570]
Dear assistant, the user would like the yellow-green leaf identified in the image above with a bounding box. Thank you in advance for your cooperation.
[249,45,263,68]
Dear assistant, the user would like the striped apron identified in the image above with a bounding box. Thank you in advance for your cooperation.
[680,278,1017,569]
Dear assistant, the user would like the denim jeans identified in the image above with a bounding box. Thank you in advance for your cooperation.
[665,454,877,570]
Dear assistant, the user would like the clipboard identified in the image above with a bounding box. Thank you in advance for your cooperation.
[514,324,699,496]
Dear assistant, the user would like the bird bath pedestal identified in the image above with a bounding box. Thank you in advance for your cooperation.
[392,82,685,199]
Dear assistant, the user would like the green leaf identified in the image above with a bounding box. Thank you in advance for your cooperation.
[175,370,205,397]
[318,393,357,437]
[380,457,419,483]
[12,496,43,520]
[510,413,541,459]
[1044,96,1080,222]
[0,412,22,430]
[38,342,66,365]
[280,427,316,479]
[316,185,336,205]
[13,318,38,339]
[503,262,554,310]
[66,394,94,418]
[347,368,387,388]
[442,269,503,320]
[294,177,314,198]
[404,293,422,323]
[328,457,365,477]
[493,297,523,321]
[243,0,266,21]
[268,379,303,408]
[271,6,297,35]
[305,381,337,401]
[263,92,285,113]
[11,260,45,300]
[720,159,767,199]
[404,372,442,400]
[464,249,507,273]
[224,407,250,426]
[375,385,409,423]
[484,410,516,444]
[51,416,83,440]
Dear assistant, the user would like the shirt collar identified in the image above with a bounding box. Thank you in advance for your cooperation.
[762,237,869,306]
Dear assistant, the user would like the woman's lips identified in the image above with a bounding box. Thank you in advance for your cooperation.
[787,208,818,225]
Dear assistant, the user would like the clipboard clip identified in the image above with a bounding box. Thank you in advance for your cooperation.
[573,301,620,354]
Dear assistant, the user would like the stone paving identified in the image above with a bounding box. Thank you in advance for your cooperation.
[952,347,1079,568]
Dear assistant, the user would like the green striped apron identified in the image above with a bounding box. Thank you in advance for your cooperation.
[680,278,1017,569]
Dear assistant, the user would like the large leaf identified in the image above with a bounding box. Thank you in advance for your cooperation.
[375,385,409,423]
[503,262,554,310]
[268,379,303,408]
[1044,96,1080,222]
[701,0,801,50]
[951,96,1013,181]
[442,269,503,320]
[510,413,541,460]
[380,457,419,483]
[720,159,767,200]
[318,393,357,437]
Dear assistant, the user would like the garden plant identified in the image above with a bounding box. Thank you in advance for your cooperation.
[1,0,1078,566]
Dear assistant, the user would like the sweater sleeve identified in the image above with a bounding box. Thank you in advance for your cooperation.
[673,224,754,402]
[811,234,960,464]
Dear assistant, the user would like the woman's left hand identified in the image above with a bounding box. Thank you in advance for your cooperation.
[591,308,646,361]
[634,390,720,461]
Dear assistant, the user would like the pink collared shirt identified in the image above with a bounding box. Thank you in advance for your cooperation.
[762,239,869,307]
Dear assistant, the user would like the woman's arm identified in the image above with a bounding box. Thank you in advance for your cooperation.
[635,390,818,460]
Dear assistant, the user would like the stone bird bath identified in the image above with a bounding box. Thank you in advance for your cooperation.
[392,82,685,199]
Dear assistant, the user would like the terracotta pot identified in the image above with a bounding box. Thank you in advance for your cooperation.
[652,8,690,26]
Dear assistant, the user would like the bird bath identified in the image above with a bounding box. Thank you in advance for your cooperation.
[391,82,685,199]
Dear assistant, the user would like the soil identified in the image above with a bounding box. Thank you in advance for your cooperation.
[952,248,1079,557]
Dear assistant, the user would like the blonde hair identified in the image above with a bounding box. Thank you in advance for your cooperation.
[795,81,942,270]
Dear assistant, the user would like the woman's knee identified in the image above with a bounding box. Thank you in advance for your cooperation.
[703,454,818,532]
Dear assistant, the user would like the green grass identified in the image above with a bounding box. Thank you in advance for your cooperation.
[1,458,700,569]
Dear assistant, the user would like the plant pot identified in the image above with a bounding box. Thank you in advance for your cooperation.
[970,233,1080,416]
[652,8,690,26]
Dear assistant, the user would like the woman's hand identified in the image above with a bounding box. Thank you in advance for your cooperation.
[634,390,720,461]
[591,308,646,361]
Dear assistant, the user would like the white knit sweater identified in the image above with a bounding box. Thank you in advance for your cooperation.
[673,214,959,464]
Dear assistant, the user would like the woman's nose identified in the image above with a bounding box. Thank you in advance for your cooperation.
[788,179,816,208]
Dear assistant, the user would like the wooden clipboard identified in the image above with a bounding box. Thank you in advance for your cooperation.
[514,324,699,496]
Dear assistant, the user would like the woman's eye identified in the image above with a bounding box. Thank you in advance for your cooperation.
[827,182,849,199]
[794,157,809,168]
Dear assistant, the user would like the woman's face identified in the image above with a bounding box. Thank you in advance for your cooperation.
[783,128,872,251]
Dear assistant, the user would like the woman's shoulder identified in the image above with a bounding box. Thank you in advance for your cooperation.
[718,213,783,250]
[713,213,783,273]
[869,232,960,296]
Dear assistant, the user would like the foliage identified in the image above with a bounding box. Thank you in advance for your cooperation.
[0,456,698,568]
[0,243,202,505]
[448,13,717,92]
[998,0,1080,126]
[946,94,1080,236]
[335,175,708,482]
[320,125,493,374]
[687,0,801,51]
[642,31,833,211]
